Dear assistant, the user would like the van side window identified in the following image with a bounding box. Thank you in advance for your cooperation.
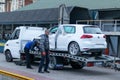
[11,29,20,39]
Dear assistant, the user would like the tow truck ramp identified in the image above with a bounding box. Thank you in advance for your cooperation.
[19,51,120,71]
[49,52,120,71]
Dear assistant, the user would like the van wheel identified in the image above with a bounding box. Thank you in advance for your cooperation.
[68,42,80,55]
[5,50,13,62]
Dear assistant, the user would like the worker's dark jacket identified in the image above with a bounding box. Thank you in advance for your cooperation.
[39,34,49,52]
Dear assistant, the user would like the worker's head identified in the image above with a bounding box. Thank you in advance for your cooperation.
[33,39,40,46]
[45,29,49,35]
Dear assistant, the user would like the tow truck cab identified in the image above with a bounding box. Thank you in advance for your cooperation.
[4,26,45,62]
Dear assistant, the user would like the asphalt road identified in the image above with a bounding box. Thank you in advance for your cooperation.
[0,53,120,80]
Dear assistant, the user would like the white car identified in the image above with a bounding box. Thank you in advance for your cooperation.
[49,24,107,56]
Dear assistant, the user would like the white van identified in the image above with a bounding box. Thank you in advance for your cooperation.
[4,26,45,62]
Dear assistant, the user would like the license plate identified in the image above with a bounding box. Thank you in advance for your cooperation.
[95,62,103,66]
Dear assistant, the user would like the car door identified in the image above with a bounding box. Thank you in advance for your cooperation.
[55,26,64,50]
[49,26,58,50]
[57,26,76,51]
[7,29,20,58]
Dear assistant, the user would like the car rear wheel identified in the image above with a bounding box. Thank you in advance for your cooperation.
[5,50,13,62]
[68,42,80,55]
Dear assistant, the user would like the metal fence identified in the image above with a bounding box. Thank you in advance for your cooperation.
[76,19,120,32]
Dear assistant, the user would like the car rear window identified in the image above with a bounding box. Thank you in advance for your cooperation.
[64,26,75,33]
[83,26,102,34]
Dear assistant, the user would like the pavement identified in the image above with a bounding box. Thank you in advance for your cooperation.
[0,53,120,80]
[0,66,53,80]
[0,53,53,80]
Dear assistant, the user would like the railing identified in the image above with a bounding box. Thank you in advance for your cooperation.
[76,20,120,32]
[0,70,34,80]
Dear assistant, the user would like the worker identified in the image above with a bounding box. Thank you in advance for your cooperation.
[24,40,40,69]
[38,30,50,73]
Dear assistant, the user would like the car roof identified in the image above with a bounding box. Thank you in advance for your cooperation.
[61,24,95,27]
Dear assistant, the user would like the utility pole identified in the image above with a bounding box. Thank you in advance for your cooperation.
[59,4,69,25]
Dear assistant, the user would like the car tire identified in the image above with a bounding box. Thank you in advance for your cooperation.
[5,50,13,62]
[68,42,80,55]
[70,61,84,69]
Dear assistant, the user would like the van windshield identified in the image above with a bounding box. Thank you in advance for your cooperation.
[83,26,102,34]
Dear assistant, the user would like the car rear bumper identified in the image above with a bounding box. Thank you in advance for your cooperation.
[81,48,105,52]
[86,48,105,52]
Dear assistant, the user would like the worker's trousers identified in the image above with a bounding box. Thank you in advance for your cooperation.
[38,50,49,72]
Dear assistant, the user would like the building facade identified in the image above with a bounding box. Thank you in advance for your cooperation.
[2,0,38,12]
[0,0,5,12]
[10,0,35,11]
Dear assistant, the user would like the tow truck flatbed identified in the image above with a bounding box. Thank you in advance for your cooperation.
[19,51,120,71]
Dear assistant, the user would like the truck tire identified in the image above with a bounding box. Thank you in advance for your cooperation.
[49,56,64,70]
[70,61,84,69]
[30,54,35,63]
[91,51,102,57]
[5,50,13,62]
[49,56,57,69]
[68,42,80,55]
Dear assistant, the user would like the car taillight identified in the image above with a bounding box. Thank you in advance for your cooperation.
[80,34,93,39]
[103,35,106,38]
[87,62,94,67]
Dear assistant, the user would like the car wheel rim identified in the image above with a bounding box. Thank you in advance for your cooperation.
[69,43,79,55]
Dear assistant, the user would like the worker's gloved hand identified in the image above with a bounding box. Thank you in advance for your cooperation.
[42,52,46,56]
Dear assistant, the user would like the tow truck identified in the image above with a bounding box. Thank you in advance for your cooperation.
[4,4,120,71]
[4,25,120,71]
